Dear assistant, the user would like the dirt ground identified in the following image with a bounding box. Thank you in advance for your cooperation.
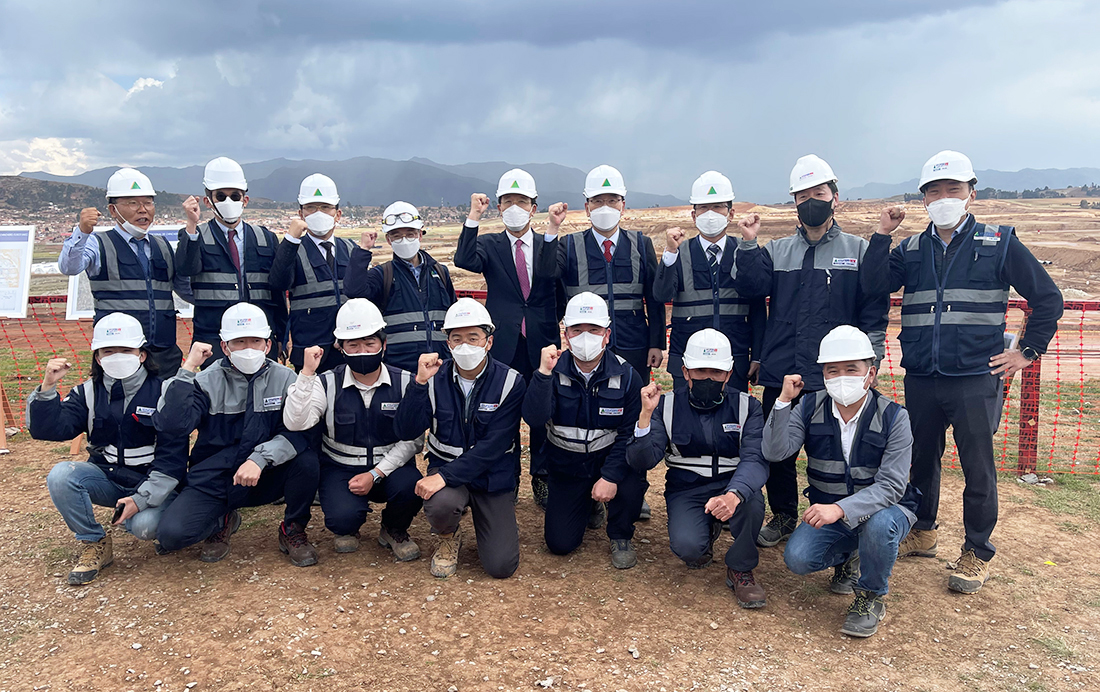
[1,436,1097,692]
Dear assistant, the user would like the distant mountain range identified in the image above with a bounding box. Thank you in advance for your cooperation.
[841,167,1100,200]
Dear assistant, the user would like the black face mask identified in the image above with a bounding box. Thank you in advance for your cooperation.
[796,197,834,229]
[687,377,726,410]
[344,350,384,375]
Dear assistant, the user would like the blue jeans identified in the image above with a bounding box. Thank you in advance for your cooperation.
[47,461,176,542]
[783,505,913,596]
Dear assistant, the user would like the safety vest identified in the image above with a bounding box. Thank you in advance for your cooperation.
[88,229,177,348]
[380,256,453,371]
[542,353,633,470]
[318,364,412,467]
[286,236,355,349]
[669,237,753,357]
[80,374,161,468]
[189,221,277,306]
[563,230,650,351]
[661,388,750,478]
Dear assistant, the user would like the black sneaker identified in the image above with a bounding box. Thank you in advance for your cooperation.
[531,476,549,512]
[756,513,796,548]
[840,590,886,638]
[830,551,861,595]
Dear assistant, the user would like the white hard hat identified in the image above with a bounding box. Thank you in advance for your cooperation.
[105,168,156,200]
[443,297,495,333]
[334,298,386,341]
[584,164,627,199]
[203,157,247,191]
[90,313,147,351]
[563,291,611,328]
[382,201,423,232]
[817,325,876,364]
[298,173,340,206]
[689,171,735,205]
[219,303,272,341]
[918,150,977,192]
[682,328,733,371]
[789,154,838,195]
[496,168,538,200]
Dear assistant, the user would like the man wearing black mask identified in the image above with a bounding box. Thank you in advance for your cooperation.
[732,155,889,550]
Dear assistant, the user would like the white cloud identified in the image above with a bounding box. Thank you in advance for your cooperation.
[0,137,89,175]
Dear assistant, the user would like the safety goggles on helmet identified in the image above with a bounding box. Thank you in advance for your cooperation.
[383,211,420,226]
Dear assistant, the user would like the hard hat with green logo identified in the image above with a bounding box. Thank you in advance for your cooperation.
[105,168,156,200]
[495,168,538,200]
[298,173,340,206]
[584,164,627,199]
[689,170,735,205]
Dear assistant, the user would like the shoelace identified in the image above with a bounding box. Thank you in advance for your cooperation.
[388,529,411,544]
[849,592,874,616]
[208,515,234,542]
[437,538,458,559]
[284,526,310,548]
[733,571,756,587]
[953,550,984,577]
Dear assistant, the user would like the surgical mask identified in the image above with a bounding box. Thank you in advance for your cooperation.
[694,210,729,237]
[501,205,531,232]
[229,348,267,375]
[568,331,605,362]
[825,373,870,407]
[797,197,834,228]
[687,377,726,410]
[99,353,142,380]
[391,237,420,260]
[214,199,244,224]
[112,210,148,239]
[926,196,969,229]
[589,206,621,232]
[305,211,336,235]
[451,343,487,371]
[344,349,384,375]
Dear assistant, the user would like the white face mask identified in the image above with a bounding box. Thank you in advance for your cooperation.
[450,343,487,371]
[214,199,244,224]
[824,373,871,407]
[926,196,969,229]
[695,210,729,237]
[305,211,336,236]
[589,206,621,232]
[391,237,421,260]
[568,331,606,362]
[229,347,267,375]
[112,210,148,239]
[501,205,531,232]
[99,353,142,380]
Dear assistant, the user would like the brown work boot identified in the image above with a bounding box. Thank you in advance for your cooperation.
[200,510,241,563]
[948,549,992,594]
[430,532,462,578]
[378,526,421,562]
[898,527,938,558]
[68,534,113,585]
[279,521,319,567]
[333,533,361,554]
[726,568,766,609]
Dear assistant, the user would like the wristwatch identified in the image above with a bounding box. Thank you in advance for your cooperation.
[1020,346,1040,362]
[369,468,384,482]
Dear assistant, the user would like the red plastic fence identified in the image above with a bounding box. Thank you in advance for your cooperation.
[3,293,1097,476]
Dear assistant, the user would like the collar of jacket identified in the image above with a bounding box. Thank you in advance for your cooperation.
[796,221,842,245]
[920,213,976,243]
[554,348,622,385]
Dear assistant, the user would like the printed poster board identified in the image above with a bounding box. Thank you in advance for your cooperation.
[0,226,35,319]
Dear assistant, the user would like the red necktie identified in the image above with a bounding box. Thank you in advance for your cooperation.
[227,228,241,272]
[515,239,530,336]
[602,238,614,262]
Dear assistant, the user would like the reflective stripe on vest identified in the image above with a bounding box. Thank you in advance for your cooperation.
[192,224,271,302]
[564,231,645,310]
[805,393,891,496]
[88,232,176,312]
[671,239,748,318]
[426,368,520,462]
[288,238,353,311]
[545,367,624,453]
[82,381,154,467]
[320,369,410,466]
[661,389,749,477]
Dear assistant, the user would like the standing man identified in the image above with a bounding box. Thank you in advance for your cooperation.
[177,157,287,365]
[344,200,457,372]
[269,174,362,373]
[734,154,890,549]
[655,171,765,391]
[58,167,193,374]
[863,150,1063,594]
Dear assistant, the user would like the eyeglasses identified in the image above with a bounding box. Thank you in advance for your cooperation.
[386,228,421,241]
[384,212,420,226]
[213,191,244,202]
[114,199,155,211]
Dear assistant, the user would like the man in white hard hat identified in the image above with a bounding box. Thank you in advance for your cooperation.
[269,174,364,373]
[177,157,288,366]
[764,326,920,637]
[345,200,457,372]
[456,169,560,508]
[733,154,890,551]
[283,299,423,559]
[655,171,765,392]
[58,167,193,374]
[862,150,1063,594]
[154,303,321,567]
[523,292,647,569]
[27,312,189,585]
[394,298,525,579]
[628,329,769,608]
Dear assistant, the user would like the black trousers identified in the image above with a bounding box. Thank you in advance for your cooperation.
[510,334,549,478]
[612,347,651,383]
[317,459,422,536]
[905,373,1000,561]
[665,478,765,571]
[544,471,649,555]
[761,385,804,519]
[145,343,184,377]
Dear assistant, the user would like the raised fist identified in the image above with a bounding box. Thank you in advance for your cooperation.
[182,196,202,226]
[780,374,804,403]
[538,344,561,375]
[547,202,568,233]
[184,342,214,372]
[416,353,443,385]
[468,193,491,222]
[301,345,324,376]
[78,207,101,235]
[360,229,377,249]
[665,226,685,253]
[640,381,661,413]
[42,357,72,389]
[737,213,761,241]
[287,218,308,239]
[877,205,906,235]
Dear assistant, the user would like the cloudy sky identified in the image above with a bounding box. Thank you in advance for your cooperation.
[1,0,1097,202]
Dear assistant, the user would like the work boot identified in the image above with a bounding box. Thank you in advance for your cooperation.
[830,551,861,595]
[531,476,549,512]
[756,513,796,548]
[333,532,361,554]
[726,568,766,609]
[587,500,607,530]
[430,532,462,578]
[610,538,637,570]
[686,519,724,569]
[898,527,938,558]
[200,509,241,563]
[378,526,421,562]
[68,534,113,585]
[948,549,992,594]
[279,521,319,567]
[841,590,887,638]
[639,499,652,521]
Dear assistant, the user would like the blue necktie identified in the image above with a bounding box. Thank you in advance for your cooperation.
[131,238,150,276]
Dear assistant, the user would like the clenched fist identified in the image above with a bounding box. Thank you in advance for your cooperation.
[78,207,102,235]
[468,193,491,222]
[665,226,685,253]
[779,374,804,403]
[286,218,308,239]
[877,205,906,235]
[640,381,661,414]
[182,196,202,228]
[42,357,72,390]
[184,342,214,372]
[360,229,377,249]
[738,213,761,241]
[538,344,561,376]
[233,459,263,487]
[301,345,324,376]
[547,202,568,233]
[416,353,443,384]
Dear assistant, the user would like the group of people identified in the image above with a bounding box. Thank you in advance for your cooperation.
[29,150,1063,638]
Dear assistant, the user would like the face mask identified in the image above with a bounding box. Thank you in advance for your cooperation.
[589,206,621,232]
[344,349,384,375]
[694,210,729,237]
[926,196,969,229]
[229,348,267,375]
[112,210,148,239]
[391,237,420,260]
[796,197,834,229]
[305,211,336,236]
[687,377,726,410]
[825,373,870,407]
[501,205,531,232]
[568,332,606,362]
[99,353,142,380]
[451,343,487,371]
[214,199,244,224]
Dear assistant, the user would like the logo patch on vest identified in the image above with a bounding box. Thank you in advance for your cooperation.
[478,402,500,412]
[832,257,858,268]
[599,407,624,416]
[723,422,741,433]
[380,402,399,411]
[263,396,283,408]
[135,406,156,416]
[975,228,1002,246]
